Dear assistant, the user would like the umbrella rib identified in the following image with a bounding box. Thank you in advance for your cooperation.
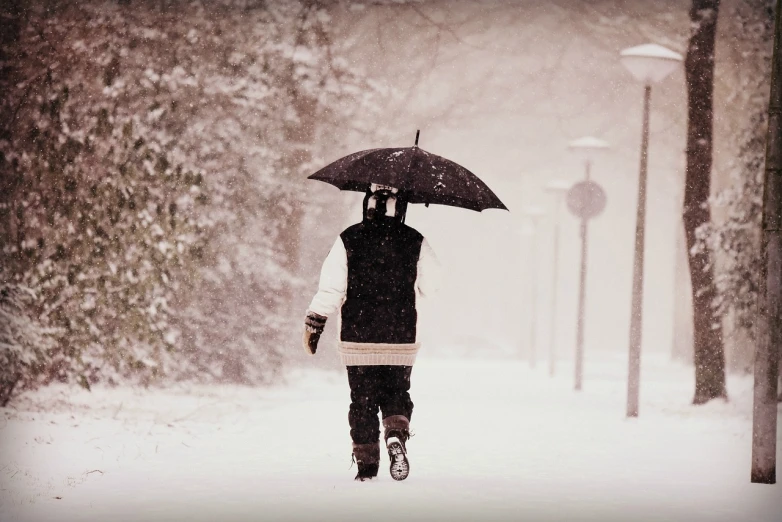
[404,147,419,198]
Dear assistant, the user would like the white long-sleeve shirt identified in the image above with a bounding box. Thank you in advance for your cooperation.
[308,236,441,318]
[307,235,441,365]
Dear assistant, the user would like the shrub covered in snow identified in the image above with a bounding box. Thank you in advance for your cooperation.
[0,284,59,406]
[0,0,386,402]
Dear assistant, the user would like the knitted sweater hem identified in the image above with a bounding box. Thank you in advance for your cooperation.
[337,341,420,366]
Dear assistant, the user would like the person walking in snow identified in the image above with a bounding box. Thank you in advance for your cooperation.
[302,183,440,481]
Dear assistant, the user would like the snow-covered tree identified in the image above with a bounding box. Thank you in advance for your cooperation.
[0,0,387,400]
[1,1,208,387]
[694,0,775,372]
[683,0,728,404]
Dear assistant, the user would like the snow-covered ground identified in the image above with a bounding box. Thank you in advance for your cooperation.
[1,351,780,522]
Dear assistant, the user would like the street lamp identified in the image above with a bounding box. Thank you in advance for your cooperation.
[568,137,610,168]
[522,205,546,369]
[620,43,683,418]
[544,180,571,377]
[568,137,609,391]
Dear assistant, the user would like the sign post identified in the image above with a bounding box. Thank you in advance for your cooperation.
[567,173,606,391]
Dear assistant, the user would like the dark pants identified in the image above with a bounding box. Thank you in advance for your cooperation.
[347,365,414,445]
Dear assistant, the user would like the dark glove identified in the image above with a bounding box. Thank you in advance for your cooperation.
[303,311,327,355]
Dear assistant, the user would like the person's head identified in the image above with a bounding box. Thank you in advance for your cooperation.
[362,183,408,224]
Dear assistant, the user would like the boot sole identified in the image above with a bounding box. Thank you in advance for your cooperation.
[387,440,409,481]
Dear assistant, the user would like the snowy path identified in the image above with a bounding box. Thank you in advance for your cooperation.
[1,352,780,522]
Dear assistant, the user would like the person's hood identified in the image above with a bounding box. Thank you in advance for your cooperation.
[362,183,408,224]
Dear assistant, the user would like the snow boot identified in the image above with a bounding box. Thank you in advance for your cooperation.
[383,415,410,481]
[352,442,380,481]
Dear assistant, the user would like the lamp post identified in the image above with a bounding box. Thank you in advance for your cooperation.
[544,180,571,377]
[522,205,546,369]
[567,137,609,391]
[620,43,683,418]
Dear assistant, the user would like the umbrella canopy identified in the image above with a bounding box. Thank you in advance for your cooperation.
[308,138,508,212]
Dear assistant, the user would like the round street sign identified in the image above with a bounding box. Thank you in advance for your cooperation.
[566,180,607,220]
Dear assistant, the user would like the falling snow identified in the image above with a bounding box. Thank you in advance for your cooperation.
[0,0,778,519]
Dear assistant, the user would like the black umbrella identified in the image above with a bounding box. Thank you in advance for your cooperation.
[308,131,508,212]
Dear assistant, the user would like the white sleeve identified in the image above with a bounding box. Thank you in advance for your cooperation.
[416,237,442,298]
[307,237,348,317]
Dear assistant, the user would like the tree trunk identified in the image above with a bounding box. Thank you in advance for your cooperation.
[280,90,317,276]
[672,220,694,362]
[0,0,22,256]
[279,0,325,278]
[683,0,728,404]
[752,0,781,482]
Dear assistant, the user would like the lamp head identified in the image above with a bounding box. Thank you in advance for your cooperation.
[620,43,683,85]
[568,136,610,164]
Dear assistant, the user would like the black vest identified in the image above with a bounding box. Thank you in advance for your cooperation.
[340,221,424,344]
